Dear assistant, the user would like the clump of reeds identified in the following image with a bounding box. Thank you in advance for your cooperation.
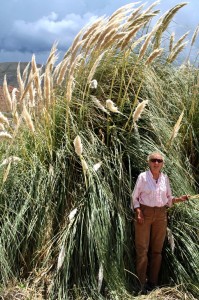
[0,2,199,300]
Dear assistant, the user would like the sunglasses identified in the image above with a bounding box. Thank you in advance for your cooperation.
[150,158,163,163]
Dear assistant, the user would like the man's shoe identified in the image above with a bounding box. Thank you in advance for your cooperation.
[146,282,157,292]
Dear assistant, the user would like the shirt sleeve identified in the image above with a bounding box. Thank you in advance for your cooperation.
[131,174,142,210]
[166,175,173,207]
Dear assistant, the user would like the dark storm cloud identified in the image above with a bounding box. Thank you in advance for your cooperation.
[0,0,198,63]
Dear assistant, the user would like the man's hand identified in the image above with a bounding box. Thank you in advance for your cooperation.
[135,208,144,224]
[180,194,190,201]
[173,194,190,204]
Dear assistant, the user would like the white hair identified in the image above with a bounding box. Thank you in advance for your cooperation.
[147,151,165,162]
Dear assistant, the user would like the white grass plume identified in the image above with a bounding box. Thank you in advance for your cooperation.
[89,80,98,90]
[166,111,184,150]
[98,263,104,293]
[11,88,19,112]
[57,244,65,272]
[3,162,11,183]
[81,158,88,173]
[3,76,12,111]
[0,132,12,140]
[191,24,199,46]
[0,123,5,131]
[145,48,163,65]
[109,2,139,22]
[154,3,188,49]
[172,31,189,52]
[167,42,188,63]
[93,161,102,172]
[73,135,83,156]
[17,63,25,96]
[133,100,149,123]
[68,208,78,223]
[87,52,106,83]
[91,96,109,115]
[0,112,9,126]
[169,32,175,52]
[106,99,121,113]
[22,105,35,133]
[0,156,21,167]
[167,227,175,253]
[169,110,184,144]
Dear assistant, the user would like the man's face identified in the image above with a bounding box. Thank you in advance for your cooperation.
[148,153,164,172]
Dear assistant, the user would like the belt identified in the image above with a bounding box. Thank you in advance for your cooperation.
[140,204,166,211]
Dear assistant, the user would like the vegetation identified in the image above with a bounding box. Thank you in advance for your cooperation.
[0,1,199,299]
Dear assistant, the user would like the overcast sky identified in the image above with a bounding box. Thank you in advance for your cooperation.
[0,0,198,64]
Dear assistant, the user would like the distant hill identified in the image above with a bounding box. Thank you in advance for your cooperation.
[0,62,42,87]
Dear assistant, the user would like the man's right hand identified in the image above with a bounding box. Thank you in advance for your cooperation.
[135,208,144,224]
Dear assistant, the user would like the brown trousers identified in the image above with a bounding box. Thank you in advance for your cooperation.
[134,204,167,285]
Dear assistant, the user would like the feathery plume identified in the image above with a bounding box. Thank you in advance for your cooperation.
[88,52,106,83]
[82,17,104,41]
[0,112,9,126]
[73,135,83,156]
[133,100,149,123]
[31,55,42,99]
[19,71,39,104]
[3,162,11,183]
[0,123,5,131]
[46,42,58,71]
[154,3,187,49]
[172,31,189,52]
[106,99,120,113]
[56,57,69,85]
[17,63,25,96]
[169,32,175,52]
[0,132,12,140]
[0,156,21,167]
[127,4,146,23]
[121,23,146,50]
[142,1,160,15]
[57,244,65,272]
[191,24,199,46]
[109,2,139,22]
[22,105,35,133]
[68,208,78,222]
[22,62,30,83]
[98,264,104,293]
[167,227,175,253]
[91,96,109,114]
[44,70,51,106]
[81,158,88,173]
[3,76,12,111]
[93,161,102,172]
[89,79,98,89]
[11,88,19,112]
[167,42,188,63]
[145,48,163,65]
[169,110,184,141]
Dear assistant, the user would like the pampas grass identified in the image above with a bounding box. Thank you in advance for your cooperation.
[22,105,35,133]
[106,99,121,113]
[0,131,12,140]
[167,111,184,148]
[0,112,9,126]
[145,48,163,65]
[0,2,199,300]
[3,76,12,111]
[73,135,83,156]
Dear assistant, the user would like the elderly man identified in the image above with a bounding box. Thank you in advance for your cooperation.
[131,151,189,294]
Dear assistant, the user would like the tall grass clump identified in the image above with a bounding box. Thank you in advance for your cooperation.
[0,1,199,299]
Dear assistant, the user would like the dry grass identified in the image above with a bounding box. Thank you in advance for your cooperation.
[138,286,198,300]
